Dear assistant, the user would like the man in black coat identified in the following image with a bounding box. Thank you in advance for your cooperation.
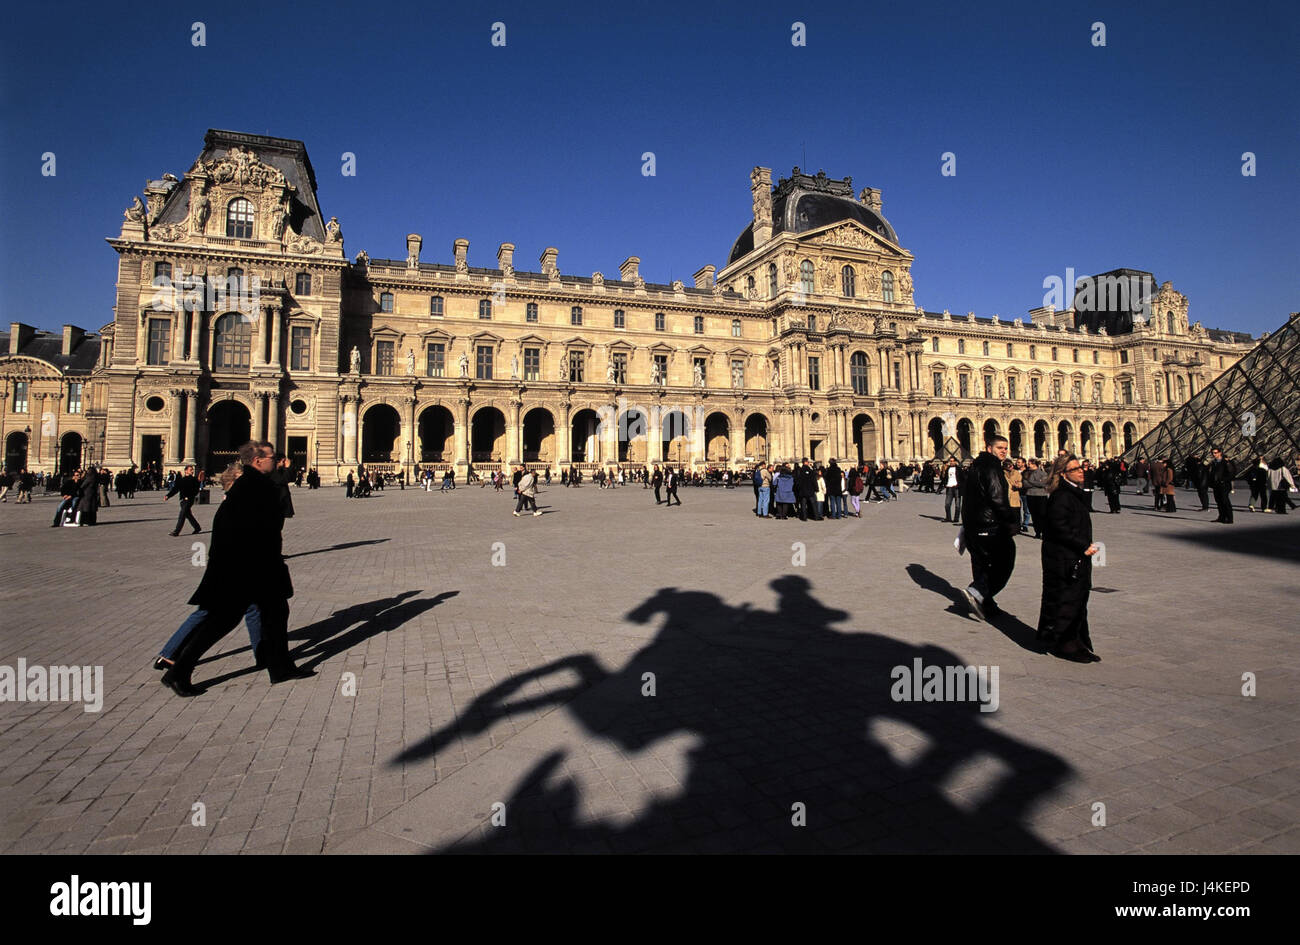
[824,459,844,519]
[76,467,100,525]
[268,453,296,520]
[159,441,312,697]
[795,459,821,521]
[1037,454,1102,662]
[1188,455,1211,511]
[1208,447,1235,524]
[164,464,202,536]
[651,465,663,504]
[960,436,1020,620]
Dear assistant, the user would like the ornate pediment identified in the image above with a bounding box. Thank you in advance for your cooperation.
[803,221,902,255]
[0,356,62,379]
[825,310,876,334]
[196,146,287,190]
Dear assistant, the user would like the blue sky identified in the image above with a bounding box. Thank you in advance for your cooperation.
[2,0,1296,337]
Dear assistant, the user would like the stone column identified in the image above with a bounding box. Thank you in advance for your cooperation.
[405,397,417,469]
[168,390,183,464]
[267,391,280,449]
[252,393,266,444]
[31,394,45,465]
[601,401,618,466]
[648,404,662,463]
[44,392,62,469]
[269,306,282,369]
[508,398,522,465]
[183,391,198,465]
[730,410,744,466]
[348,396,361,465]
[558,401,572,466]
[456,397,470,466]
[188,309,202,365]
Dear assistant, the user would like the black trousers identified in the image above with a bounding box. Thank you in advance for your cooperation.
[173,498,200,534]
[1106,488,1121,513]
[665,487,680,506]
[1212,482,1233,522]
[653,485,662,503]
[968,530,1016,604]
[1025,496,1047,536]
[1165,493,1177,512]
[171,598,291,683]
[1196,484,1210,510]
[1038,547,1092,650]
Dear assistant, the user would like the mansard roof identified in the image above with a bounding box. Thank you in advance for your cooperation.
[0,329,100,374]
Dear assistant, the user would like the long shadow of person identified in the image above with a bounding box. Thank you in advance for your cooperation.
[905,563,1047,653]
[395,576,1071,853]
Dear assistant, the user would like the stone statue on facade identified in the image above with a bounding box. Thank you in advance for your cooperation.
[325,216,342,242]
[349,346,361,374]
[693,362,705,387]
[651,361,663,384]
[191,192,209,233]
[945,377,954,397]
[124,197,145,223]
[606,361,616,384]
[459,352,470,378]
[732,364,744,388]
[511,355,519,379]
[771,365,780,388]
[406,348,415,376]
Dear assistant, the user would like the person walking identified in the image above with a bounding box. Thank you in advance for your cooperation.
[1207,447,1235,523]
[1246,456,1269,511]
[941,459,963,523]
[1004,458,1023,530]
[164,464,203,536]
[1156,457,1177,513]
[824,459,844,519]
[1036,453,1102,663]
[846,463,863,517]
[961,435,1020,621]
[664,466,681,507]
[651,465,664,504]
[1267,458,1296,513]
[513,468,541,516]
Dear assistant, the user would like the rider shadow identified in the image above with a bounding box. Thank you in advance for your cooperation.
[395,575,1071,853]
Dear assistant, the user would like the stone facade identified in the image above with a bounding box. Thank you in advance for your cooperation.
[94,130,1256,479]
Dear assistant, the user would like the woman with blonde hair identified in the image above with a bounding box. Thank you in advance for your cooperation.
[1037,454,1102,663]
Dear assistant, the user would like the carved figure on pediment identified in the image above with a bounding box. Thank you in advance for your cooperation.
[821,268,837,290]
[863,267,880,294]
[899,269,913,296]
[152,223,187,243]
[633,275,645,291]
[270,208,287,241]
[455,256,469,274]
[350,346,361,374]
[191,192,209,232]
[355,250,369,266]
[672,280,684,293]
[325,216,342,242]
[124,197,145,223]
[289,235,322,255]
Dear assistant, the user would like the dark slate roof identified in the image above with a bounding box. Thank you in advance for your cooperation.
[1207,328,1254,344]
[0,330,101,374]
[728,169,899,265]
[154,130,326,241]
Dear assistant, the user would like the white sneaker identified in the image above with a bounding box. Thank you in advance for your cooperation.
[512,511,520,516]
[963,586,985,621]
[533,510,542,516]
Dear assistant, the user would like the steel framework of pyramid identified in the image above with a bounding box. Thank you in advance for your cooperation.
[1123,313,1300,475]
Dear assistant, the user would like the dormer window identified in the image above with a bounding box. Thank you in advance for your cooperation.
[225,198,254,239]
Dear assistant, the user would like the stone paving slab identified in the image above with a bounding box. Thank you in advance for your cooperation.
[1,480,1297,854]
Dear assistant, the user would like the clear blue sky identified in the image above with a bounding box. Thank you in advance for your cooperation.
[2,0,1296,338]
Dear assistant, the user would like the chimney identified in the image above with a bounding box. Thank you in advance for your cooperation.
[9,322,35,355]
[750,167,773,247]
[497,242,515,273]
[619,256,640,282]
[539,247,559,278]
[62,324,85,357]
[693,265,716,289]
[859,187,882,214]
[406,233,422,269]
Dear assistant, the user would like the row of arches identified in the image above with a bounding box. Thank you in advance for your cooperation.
[925,417,1138,460]
[4,431,85,474]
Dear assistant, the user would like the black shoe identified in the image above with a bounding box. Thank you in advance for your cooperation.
[268,665,316,684]
[160,670,202,697]
[1053,641,1100,663]
[168,531,180,537]
[192,528,202,534]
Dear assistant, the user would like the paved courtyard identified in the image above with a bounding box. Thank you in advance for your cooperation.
[0,477,1296,854]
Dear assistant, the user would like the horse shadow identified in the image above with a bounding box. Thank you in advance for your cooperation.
[393,575,1071,853]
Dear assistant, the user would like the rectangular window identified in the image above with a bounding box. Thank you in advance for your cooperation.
[1031,377,1040,400]
[1153,348,1158,359]
[1052,378,1062,400]
[476,345,493,380]
[732,320,742,338]
[1051,347,1058,361]
[376,340,395,376]
[655,312,665,331]
[614,309,625,329]
[295,272,312,295]
[1007,376,1017,400]
[612,352,627,384]
[427,343,445,377]
[14,381,28,413]
[983,375,993,399]
[1007,343,1014,357]
[1072,349,1079,363]
[653,353,668,383]
[430,296,444,317]
[958,374,969,398]
[1092,350,1099,364]
[933,372,943,397]
[693,356,709,387]
[290,326,311,371]
[1072,380,1082,401]
[568,350,584,383]
[523,347,540,381]
[1029,345,1036,360]
[147,317,171,365]
[1120,349,1129,364]
[1122,380,1133,405]
[479,299,492,319]
[893,362,902,389]
[808,356,820,391]
[67,382,83,414]
[694,315,704,334]
[380,292,393,312]
[526,302,538,323]
[957,339,965,354]
[571,306,583,326]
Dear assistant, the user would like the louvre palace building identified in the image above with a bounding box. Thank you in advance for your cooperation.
[0,129,1260,478]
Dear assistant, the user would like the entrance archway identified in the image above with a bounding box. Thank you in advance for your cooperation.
[523,408,556,463]
[470,407,506,463]
[661,409,691,465]
[617,408,647,463]
[418,405,454,462]
[982,419,1001,449]
[1009,419,1026,458]
[1079,421,1095,458]
[59,432,83,474]
[362,404,401,463]
[1123,422,1137,451]
[570,409,600,463]
[744,414,769,462]
[956,418,974,459]
[1057,420,1073,454]
[927,417,944,459]
[855,414,879,464]
[1033,420,1050,459]
[1102,421,1117,456]
[4,431,28,473]
[704,412,730,463]
[207,399,251,473]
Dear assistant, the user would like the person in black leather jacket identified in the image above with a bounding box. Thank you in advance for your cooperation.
[960,435,1021,620]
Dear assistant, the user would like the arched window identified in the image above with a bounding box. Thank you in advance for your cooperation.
[841,265,856,298]
[1176,376,1186,400]
[800,260,814,295]
[850,352,869,395]
[1166,312,1176,333]
[745,275,755,296]
[225,198,254,239]
[767,263,778,298]
[213,313,252,370]
[881,270,894,302]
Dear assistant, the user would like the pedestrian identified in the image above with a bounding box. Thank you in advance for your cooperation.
[1157,456,1177,513]
[824,458,844,519]
[15,469,34,504]
[51,470,81,526]
[751,464,763,514]
[1036,453,1102,663]
[960,435,1020,621]
[941,459,962,523]
[164,464,203,536]
[513,468,540,516]
[75,467,100,522]
[651,465,663,504]
[157,442,312,697]
[773,464,795,519]
[795,459,821,521]
[1004,458,1023,529]
[664,466,681,507]
[757,463,773,518]
[846,463,863,517]
[1207,447,1235,523]
[1267,458,1296,513]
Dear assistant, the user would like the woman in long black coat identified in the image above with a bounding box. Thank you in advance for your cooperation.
[1037,454,1102,663]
